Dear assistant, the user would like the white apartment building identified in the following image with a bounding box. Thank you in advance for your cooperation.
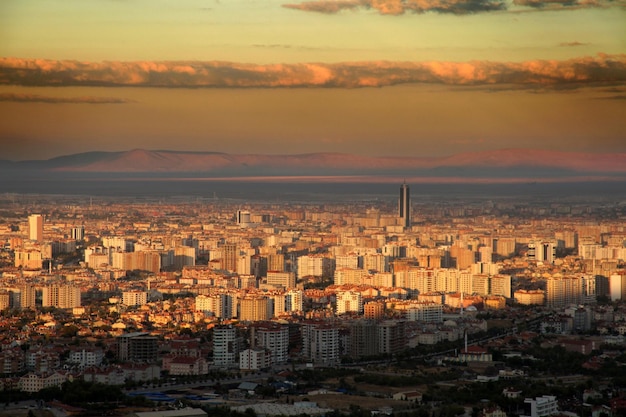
[19,371,68,393]
[213,326,238,367]
[42,284,81,309]
[285,289,304,312]
[334,268,366,285]
[297,255,332,279]
[523,396,558,417]
[101,237,131,252]
[335,254,360,270]
[490,274,512,298]
[528,240,557,264]
[254,322,289,364]
[363,253,388,272]
[301,322,339,365]
[69,349,104,369]
[514,289,545,305]
[122,290,148,307]
[28,214,43,242]
[336,291,363,315]
[196,293,233,318]
[545,275,585,308]
[405,302,443,322]
[239,348,270,371]
[266,271,296,289]
[372,272,394,287]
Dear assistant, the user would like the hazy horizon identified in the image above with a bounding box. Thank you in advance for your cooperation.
[1,176,625,202]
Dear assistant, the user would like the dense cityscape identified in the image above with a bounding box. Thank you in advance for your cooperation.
[0,184,625,417]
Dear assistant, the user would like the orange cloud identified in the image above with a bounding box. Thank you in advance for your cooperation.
[0,55,624,89]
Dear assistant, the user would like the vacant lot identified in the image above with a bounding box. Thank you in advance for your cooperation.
[296,393,413,412]
[0,409,55,417]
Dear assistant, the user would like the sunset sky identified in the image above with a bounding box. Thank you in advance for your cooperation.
[0,0,625,161]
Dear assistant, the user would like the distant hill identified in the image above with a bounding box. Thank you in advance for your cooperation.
[3,148,626,179]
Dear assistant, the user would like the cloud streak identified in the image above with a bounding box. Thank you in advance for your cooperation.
[0,55,625,89]
[558,41,588,47]
[282,0,623,14]
[282,0,505,14]
[512,0,622,8]
[284,0,365,13]
[0,92,132,104]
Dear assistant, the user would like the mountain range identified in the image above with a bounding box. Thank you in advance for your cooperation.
[2,148,625,180]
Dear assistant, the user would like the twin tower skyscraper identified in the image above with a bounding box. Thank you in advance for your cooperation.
[399,182,410,229]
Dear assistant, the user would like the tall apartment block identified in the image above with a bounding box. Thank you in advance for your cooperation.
[28,214,43,242]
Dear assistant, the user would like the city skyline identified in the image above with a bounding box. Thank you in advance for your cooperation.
[1,0,625,162]
[0,175,624,414]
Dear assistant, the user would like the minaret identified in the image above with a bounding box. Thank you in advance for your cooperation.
[460,291,464,316]
[399,182,410,229]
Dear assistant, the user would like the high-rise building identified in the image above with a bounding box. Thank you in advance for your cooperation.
[479,246,493,263]
[285,289,303,312]
[528,240,557,264]
[266,271,296,289]
[336,291,363,315]
[236,255,252,276]
[122,291,148,307]
[18,285,37,309]
[239,296,270,321]
[252,322,289,364]
[523,395,558,417]
[490,274,512,298]
[301,321,340,365]
[117,333,158,363]
[364,301,385,320]
[14,249,43,269]
[495,237,516,257]
[399,183,410,229]
[42,285,81,309]
[195,293,233,318]
[363,253,388,273]
[349,319,379,359]
[213,325,239,367]
[405,302,443,322]
[296,254,332,280]
[28,214,43,242]
[174,246,196,270]
[101,237,130,252]
[267,253,285,272]
[514,289,545,305]
[223,243,238,273]
[236,210,251,226]
[0,292,10,310]
[70,226,84,241]
[378,320,406,355]
[112,251,161,274]
[239,348,270,370]
[334,268,366,285]
[609,273,626,301]
[545,275,586,308]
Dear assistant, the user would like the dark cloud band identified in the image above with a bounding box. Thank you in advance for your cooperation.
[0,92,132,104]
